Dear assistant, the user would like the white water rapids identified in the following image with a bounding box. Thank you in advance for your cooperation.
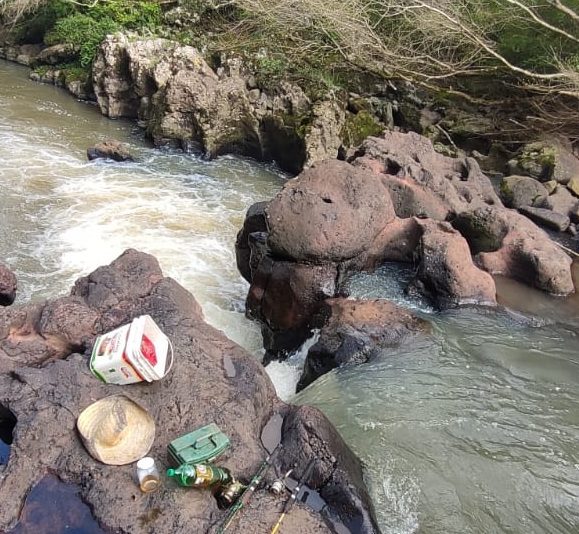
[2,60,579,534]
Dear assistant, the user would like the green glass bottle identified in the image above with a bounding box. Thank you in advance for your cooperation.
[167,463,232,488]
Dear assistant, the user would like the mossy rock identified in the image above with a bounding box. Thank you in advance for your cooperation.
[508,141,579,185]
[499,175,548,209]
[452,210,508,254]
[341,110,383,148]
[513,142,556,180]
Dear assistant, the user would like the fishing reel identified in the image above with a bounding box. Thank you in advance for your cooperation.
[216,479,246,509]
[269,469,293,495]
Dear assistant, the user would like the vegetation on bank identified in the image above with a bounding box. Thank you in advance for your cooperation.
[1,0,578,142]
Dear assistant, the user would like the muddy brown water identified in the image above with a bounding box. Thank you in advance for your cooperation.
[1,59,579,534]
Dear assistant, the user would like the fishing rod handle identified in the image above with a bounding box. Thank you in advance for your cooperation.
[270,512,286,534]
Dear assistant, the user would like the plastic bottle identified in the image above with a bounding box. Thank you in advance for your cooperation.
[136,457,160,493]
[167,463,232,488]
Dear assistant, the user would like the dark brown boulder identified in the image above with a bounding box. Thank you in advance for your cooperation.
[0,249,377,533]
[266,160,395,262]
[409,220,497,308]
[298,298,430,390]
[235,201,269,283]
[87,139,135,162]
[247,258,338,355]
[454,207,574,295]
[278,405,378,532]
[0,263,16,306]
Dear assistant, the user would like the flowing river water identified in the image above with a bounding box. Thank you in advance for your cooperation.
[1,59,579,534]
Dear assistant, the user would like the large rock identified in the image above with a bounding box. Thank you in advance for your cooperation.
[303,100,346,167]
[237,133,576,357]
[151,63,260,158]
[499,175,548,209]
[298,298,430,390]
[0,263,16,306]
[508,140,579,184]
[235,201,269,283]
[518,206,570,232]
[277,405,377,532]
[87,139,135,162]
[92,34,143,118]
[0,250,377,533]
[93,35,260,158]
[537,186,579,218]
[247,258,338,355]
[266,160,395,262]
[91,35,347,173]
[454,207,574,295]
[37,44,77,65]
[410,220,497,308]
[347,131,501,218]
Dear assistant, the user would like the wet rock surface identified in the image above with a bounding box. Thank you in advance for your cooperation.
[247,259,338,356]
[0,263,16,306]
[0,249,377,534]
[298,298,430,391]
[8,474,106,534]
[87,139,135,162]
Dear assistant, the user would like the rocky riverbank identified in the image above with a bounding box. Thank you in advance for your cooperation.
[236,130,576,385]
[0,249,377,533]
[2,35,579,247]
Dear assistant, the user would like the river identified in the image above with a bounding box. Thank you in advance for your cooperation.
[1,59,578,534]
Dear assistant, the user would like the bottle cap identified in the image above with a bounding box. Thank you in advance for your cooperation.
[167,468,176,477]
[137,457,155,470]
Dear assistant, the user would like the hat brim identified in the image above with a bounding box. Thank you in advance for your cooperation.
[77,395,155,465]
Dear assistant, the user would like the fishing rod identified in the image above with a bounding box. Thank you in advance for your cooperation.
[215,443,282,534]
[270,457,316,534]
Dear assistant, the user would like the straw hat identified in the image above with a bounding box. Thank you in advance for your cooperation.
[77,395,155,465]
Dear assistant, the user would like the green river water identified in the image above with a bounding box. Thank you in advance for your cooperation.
[1,59,578,534]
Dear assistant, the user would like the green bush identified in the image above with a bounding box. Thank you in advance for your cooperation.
[44,0,161,66]
[46,13,117,66]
